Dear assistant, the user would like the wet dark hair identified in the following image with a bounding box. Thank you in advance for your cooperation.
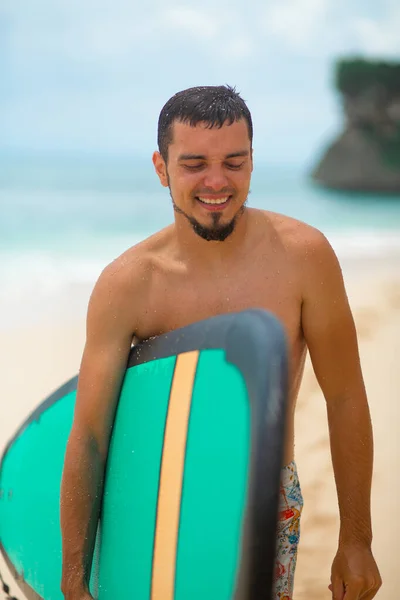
[157,85,253,162]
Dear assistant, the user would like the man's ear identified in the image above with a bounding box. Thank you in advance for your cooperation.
[152,152,169,187]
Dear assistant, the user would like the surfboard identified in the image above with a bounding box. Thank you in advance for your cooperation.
[0,309,289,600]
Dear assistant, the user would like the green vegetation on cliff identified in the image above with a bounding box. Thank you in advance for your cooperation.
[335,58,400,97]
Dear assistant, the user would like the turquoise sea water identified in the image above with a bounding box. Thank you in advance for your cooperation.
[1,154,400,326]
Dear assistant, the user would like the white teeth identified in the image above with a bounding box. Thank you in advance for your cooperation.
[198,197,229,205]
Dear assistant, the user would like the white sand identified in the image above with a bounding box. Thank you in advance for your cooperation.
[294,267,400,599]
[1,261,399,599]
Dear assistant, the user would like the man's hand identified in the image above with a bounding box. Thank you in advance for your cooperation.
[329,544,382,600]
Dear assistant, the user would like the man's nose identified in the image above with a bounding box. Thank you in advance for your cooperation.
[202,166,229,191]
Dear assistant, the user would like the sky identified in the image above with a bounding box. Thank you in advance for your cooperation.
[1,0,400,165]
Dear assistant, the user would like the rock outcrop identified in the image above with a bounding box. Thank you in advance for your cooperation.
[312,59,400,193]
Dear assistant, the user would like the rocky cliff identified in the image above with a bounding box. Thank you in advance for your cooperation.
[312,59,400,193]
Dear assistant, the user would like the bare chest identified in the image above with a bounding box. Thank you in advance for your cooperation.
[136,266,303,353]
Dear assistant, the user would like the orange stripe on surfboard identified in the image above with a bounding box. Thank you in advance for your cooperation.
[151,350,199,600]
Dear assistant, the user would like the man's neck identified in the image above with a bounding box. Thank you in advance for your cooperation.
[173,208,251,268]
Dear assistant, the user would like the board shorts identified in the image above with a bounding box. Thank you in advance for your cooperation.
[273,461,304,599]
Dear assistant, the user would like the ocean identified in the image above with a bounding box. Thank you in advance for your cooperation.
[1,154,400,328]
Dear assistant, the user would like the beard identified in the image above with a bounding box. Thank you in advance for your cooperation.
[170,192,248,242]
[172,199,244,241]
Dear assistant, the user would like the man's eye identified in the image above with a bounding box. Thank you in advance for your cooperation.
[183,164,204,171]
[226,162,244,170]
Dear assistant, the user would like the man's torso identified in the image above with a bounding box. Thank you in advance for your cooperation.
[114,209,310,463]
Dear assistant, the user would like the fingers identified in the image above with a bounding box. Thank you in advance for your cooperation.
[329,580,382,600]
[359,579,382,600]
[342,580,365,600]
[348,573,382,600]
[330,579,346,600]
[331,576,382,600]
[360,592,378,600]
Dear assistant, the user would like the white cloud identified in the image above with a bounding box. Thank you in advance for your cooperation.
[160,6,256,61]
[221,36,255,59]
[350,12,400,57]
[163,7,220,39]
[65,18,157,60]
[260,0,400,59]
[262,0,330,49]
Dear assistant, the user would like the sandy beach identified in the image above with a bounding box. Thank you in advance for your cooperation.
[295,262,400,599]
[1,256,399,599]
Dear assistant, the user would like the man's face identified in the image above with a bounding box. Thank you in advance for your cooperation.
[153,119,253,241]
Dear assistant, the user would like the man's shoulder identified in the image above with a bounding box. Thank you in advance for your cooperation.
[259,209,331,252]
[96,226,173,294]
[256,209,342,287]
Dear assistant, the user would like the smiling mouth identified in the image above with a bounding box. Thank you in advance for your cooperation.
[196,196,232,208]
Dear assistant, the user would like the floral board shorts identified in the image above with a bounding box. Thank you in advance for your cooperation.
[273,461,304,600]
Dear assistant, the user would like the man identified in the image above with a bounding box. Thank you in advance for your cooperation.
[60,85,381,600]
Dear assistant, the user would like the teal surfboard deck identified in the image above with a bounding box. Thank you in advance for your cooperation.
[0,309,288,600]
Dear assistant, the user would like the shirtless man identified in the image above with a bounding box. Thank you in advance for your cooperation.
[60,85,381,600]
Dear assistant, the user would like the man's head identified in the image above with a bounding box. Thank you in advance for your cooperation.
[153,85,253,242]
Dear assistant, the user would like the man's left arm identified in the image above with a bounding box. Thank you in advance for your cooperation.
[300,230,382,600]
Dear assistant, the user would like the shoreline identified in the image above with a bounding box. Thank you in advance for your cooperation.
[1,244,399,332]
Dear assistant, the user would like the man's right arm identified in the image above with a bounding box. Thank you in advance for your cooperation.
[60,263,136,599]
